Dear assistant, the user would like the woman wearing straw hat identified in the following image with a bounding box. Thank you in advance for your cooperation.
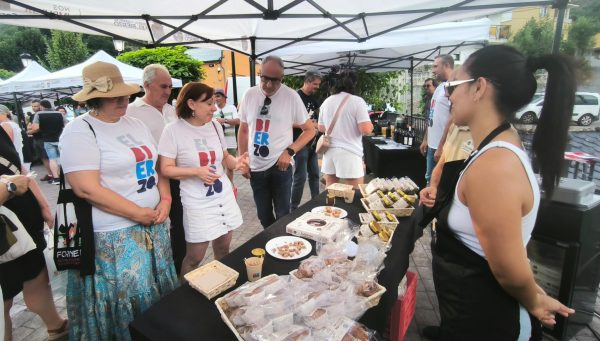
[59,61,178,340]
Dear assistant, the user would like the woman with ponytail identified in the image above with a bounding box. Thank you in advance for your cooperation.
[425,45,576,340]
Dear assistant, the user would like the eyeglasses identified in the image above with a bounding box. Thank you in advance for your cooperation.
[260,97,271,115]
[260,75,282,84]
[444,79,475,96]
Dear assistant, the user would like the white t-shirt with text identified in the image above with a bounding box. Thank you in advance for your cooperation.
[427,83,451,149]
[126,97,178,143]
[318,92,371,157]
[59,114,160,232]
[239,85,307,172]
[158,119,234,207]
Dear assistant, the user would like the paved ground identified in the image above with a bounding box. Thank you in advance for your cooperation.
[8,164,600,341]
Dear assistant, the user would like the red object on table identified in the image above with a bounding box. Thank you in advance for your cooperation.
[390,271,418,341]
[564,151,599,164]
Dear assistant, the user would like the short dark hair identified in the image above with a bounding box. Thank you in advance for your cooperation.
[330,70,357,95]
[424,78,438,88]
[39,100,52,110]
[462,44,575,195]
[176,82,214,119]
[31,99,41,104]
[435,54,454,69]
[86,98,103,110]
[56,106,66,111]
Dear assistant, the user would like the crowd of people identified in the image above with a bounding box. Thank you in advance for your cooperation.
[0,44,580,341]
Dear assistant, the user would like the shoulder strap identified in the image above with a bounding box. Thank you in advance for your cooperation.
[325,94,351,136]
[60,119,97,190]
[211,121,226,150]
[81,119,96,138]
[0,156,19,175]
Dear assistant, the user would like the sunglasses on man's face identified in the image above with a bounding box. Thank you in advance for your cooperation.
[260,75,282,84]
[444,78,475,96]
[260,97,271,115]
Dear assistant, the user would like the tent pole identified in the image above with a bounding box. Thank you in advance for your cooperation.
[231,51,238,107]
[552,0,568,55]
[410,56,414,119]
[249,36,257,86]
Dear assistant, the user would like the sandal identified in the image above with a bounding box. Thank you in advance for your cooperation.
[48,319,68,340]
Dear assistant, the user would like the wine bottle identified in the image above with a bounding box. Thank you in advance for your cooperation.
[407,126,414,147]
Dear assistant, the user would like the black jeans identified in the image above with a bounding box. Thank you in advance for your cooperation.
[249,164,293,228]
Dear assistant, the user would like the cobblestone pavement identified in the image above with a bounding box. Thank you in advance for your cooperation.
[9,165,600,341]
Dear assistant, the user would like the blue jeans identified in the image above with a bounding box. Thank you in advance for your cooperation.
[43,142,60,160]
[250,164,293,228]
[291,146,320,210]
[425,147,437,185]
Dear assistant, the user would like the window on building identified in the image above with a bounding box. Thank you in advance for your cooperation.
[540,6,548,17]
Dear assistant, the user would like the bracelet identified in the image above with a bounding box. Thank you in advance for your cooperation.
[161,197,172,204]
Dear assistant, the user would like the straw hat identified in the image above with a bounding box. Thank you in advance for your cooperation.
[72,61,140,101]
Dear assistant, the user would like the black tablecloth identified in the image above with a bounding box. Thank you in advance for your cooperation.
[130,191,423,341]
[363,136,427,189]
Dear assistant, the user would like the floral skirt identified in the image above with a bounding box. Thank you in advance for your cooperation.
[66,223,179,341]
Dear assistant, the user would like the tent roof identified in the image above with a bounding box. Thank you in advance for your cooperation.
[278,18,490,74]
[0,0,555,58]
[0,50,183,95]
[0,61,50,93]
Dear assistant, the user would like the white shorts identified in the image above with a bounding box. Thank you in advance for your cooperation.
[321,147,364,179]
[182,191,243,243]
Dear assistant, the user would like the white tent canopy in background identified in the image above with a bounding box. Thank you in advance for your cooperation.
[278,18,491,74]
[0,50,183,95]
[0,0,552,58]
[0,61,50,93]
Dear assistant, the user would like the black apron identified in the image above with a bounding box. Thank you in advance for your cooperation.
[419,123,542,341]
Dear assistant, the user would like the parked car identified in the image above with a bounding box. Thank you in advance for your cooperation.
[515,92,600,126]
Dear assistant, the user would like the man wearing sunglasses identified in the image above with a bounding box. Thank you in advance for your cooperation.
[238,56,316,228]
[419,55,454,185]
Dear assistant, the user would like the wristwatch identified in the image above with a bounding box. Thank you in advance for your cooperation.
[1,178,17,196]
[286,147,296,157]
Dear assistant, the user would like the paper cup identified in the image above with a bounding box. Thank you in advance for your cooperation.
[245,257,264,282]
[343,190,355,203]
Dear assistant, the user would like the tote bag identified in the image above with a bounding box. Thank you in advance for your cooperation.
[0,206,36,264]
[53,119,96,275]
[53,170,95,275]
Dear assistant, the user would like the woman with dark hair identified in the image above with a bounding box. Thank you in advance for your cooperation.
[318,71,373,187]
[426,44,575,340]
[158,82,248,276]
[59,61,177,340]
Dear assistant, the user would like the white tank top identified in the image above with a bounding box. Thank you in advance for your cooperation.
[447,141,540,258]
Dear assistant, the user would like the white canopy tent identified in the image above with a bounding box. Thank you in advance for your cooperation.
[0,0,557,57]
[0,61,50,93]
[277,18,491,75]
[2,50,183,94]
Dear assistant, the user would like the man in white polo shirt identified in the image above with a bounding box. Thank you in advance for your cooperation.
[238,56,315,228]
[126,64,184,274]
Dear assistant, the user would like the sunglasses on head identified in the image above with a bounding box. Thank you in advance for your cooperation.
[444,78,475,96]
[260,97,271,115]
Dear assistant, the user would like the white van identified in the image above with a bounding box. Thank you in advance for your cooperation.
[515,92,600,126]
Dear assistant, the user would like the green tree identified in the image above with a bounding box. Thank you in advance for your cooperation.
[510,18,554,57]
[562,17,599,56]
[46,31,89,71]
[570,0,600,21]
[83,35,118,56]
[0,26,48,72]
[0,69,15,80]
[117,46,205,84]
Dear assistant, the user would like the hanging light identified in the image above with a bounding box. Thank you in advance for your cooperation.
[112,39,125,53]
[19,53,33,68]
